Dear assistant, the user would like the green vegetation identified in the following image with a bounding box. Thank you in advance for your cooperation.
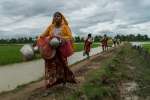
[0,34,150,44]
[0,45,23,65]
[67,49,120,100]
[116,34,150,41]
[143,44,150,53]
[74,43,99,52]
[67,43,150,100]
[0,43,150,99]
[0,43,99,66]
[0,37,35,44]
[81,63,118,100]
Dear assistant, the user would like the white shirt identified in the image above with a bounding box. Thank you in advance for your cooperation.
[53,27,61,36]
[88,37,93,42]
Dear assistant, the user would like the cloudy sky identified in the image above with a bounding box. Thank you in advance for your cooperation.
[0,0,150,38]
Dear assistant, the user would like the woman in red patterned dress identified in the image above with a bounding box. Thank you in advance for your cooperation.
[37,12,76,89]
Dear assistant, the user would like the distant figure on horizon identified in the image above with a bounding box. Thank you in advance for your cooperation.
[101,34,108,51]
[83,33,93,59]
[36,12,76,89]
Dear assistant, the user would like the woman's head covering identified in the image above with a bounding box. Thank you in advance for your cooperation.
[40,12,73,40]
[52,12,68,26]
[38,12,74,56]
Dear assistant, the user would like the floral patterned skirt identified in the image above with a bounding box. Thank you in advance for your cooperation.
[44,49,76,88]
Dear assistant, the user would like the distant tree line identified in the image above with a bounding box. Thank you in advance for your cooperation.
[0,37,35,44]
[0,34,149,44]
[74,34,150,42]
[74,35,103,42]
[115,34,150,41]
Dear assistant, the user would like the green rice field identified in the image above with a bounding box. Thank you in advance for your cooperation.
[0,45,22,65]
[0,43,100,66]
[143,44,150,53]
[74,43,100,52]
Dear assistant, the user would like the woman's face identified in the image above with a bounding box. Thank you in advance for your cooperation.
[54,13,62,24]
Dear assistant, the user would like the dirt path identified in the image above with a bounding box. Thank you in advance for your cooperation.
[0,48,115,100]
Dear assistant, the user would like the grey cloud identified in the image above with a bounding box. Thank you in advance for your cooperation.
[1,0,150,38]
[1,0,56,17]
[116,0,150,25]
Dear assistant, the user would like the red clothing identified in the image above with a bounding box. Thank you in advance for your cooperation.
[84,38,92,53]
[37,37,76,88]
[44,49,76,88]
[101,37,108,47]
[59,40,74,58]
[37,37,55,59]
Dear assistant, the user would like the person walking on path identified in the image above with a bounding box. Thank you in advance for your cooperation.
[101,34,108,51]
[83,33,93,59]
[37,12,76,89]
